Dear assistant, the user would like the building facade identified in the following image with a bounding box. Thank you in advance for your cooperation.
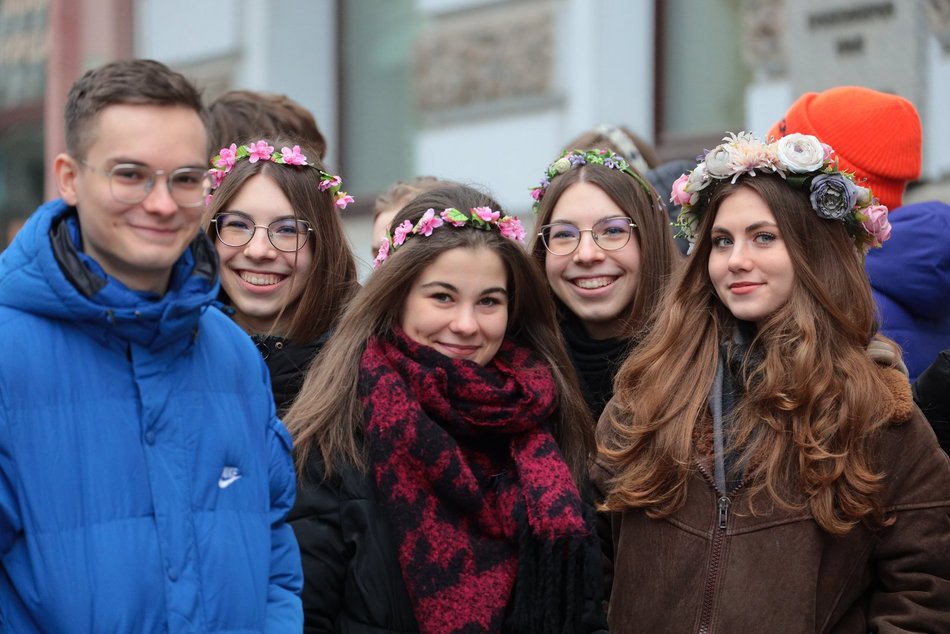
[4,0,948,267]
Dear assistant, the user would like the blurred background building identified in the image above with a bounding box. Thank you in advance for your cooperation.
[2,0,949,274]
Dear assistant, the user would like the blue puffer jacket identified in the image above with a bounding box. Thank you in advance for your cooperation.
[0,200,302,632]
[866,200,950,382]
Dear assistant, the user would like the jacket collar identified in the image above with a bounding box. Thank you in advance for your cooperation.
[0,198,219,351]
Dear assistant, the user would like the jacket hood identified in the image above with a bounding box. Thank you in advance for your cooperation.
[866,200,950,319]
[0,198,219,350]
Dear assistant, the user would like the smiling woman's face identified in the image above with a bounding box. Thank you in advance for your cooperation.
[543,181,641,339]
[214,174,313,334]
[400,246,509,366]
[708,187,794,328]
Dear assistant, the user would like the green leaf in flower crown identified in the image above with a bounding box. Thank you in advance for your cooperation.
[443,208,468,224]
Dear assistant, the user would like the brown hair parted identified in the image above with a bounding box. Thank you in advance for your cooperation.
[530,162,681,339]
[208,90,327,159]
[205,136,358,344]
[599,172,897,535]
[65,59,207,159]
[285,183,595,485]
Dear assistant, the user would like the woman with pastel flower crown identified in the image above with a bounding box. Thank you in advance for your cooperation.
[529,148,681,420]
[284,183,608,633]
[593,132,950,632]
[205,137,359,413]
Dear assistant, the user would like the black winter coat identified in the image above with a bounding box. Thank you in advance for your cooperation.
[287,453,610,633]
[914,349,950,454]
[253,332,329,414]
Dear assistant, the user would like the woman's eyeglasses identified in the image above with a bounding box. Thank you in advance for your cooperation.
[211,212,313,252]
[538,216,637,255]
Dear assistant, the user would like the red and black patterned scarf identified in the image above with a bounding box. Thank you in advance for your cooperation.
[359,330,592,633]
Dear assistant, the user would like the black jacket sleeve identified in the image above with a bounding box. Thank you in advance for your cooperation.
[288,456,347,633]
[913,349,950,455]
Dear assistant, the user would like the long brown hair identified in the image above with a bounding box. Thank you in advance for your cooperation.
[285,184,594,484]
[205,137,358,343]
[530,161,681,339]
[600,173,897,535]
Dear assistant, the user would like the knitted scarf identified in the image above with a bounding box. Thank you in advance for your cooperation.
[359,331,592,634]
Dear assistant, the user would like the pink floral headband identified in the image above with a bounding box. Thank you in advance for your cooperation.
[208,140,354,209]
[373,206,527,268]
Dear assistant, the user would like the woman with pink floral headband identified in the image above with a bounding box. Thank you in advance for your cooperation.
[204,137,359,414]
[593,132,950,632]
[284,183,608,633]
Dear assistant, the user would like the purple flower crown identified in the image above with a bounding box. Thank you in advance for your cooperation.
[373,206,527,268]
[671,132,891,254]
[208,140,354,209]
[530,148,655,213]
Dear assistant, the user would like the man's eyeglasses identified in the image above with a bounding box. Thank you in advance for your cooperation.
[80,160,211,208]
[211,212,313,252]
[538,216,637,255]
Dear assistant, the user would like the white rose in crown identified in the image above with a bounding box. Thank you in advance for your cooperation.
[704,144,735,179]
[776,133,826,173]
[687,162,711,192]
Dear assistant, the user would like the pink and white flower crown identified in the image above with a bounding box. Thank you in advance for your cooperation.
[373,206,527,268]
[208,140,354,209]
[671,132,890,254]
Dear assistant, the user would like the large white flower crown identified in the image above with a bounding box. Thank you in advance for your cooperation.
[671,132,891,254]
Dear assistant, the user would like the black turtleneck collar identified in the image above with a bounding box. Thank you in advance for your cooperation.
[559,311,633,421]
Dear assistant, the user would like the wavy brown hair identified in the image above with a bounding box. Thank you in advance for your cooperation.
[599,173,897,535]
[285,184,594,484]
[205,136,358,343]
[530,161,681,339]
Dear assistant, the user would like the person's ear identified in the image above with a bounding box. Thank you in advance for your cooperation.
[53,153,81,206]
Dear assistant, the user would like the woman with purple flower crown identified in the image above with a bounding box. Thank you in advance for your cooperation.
[593,132,950,632]
[284,183,608,633]
[204,137,359,413]
[529,148,681,420]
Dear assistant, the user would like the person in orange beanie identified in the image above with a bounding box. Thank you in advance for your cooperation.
[767,86,922,210]
[770,86,950,384]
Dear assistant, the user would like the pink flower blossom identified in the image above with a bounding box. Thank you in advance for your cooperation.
[204,194,214,207]
[335,193,355,209]
[821,143,835,162]
[392,220,413,246]
[530,187,543,201]
[497,216,526,242]
[319,174,342,192]
[472,206,500,223]
[280,145,308,165]
[209,169,227,189]
[213,143,238,170]
[862,204,891,248]
[669,173,693,206]
[246,140,275,163]
[373,237,390,268]
[415,208,444,236]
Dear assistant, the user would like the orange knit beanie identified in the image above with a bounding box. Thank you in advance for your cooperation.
[767,86,921,210]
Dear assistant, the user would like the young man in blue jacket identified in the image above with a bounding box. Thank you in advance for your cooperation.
[0,59,303,632]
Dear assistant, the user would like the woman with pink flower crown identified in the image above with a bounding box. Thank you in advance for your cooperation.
[205,137,359,414]
[592,131,950,632]
[284,183,609,633]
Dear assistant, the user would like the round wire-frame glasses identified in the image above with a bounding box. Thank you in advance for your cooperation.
[212,212,313,252]
[80,160,211,208]
[538,216,637,256]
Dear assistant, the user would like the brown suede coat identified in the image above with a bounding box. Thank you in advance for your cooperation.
[592,369,950,633]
